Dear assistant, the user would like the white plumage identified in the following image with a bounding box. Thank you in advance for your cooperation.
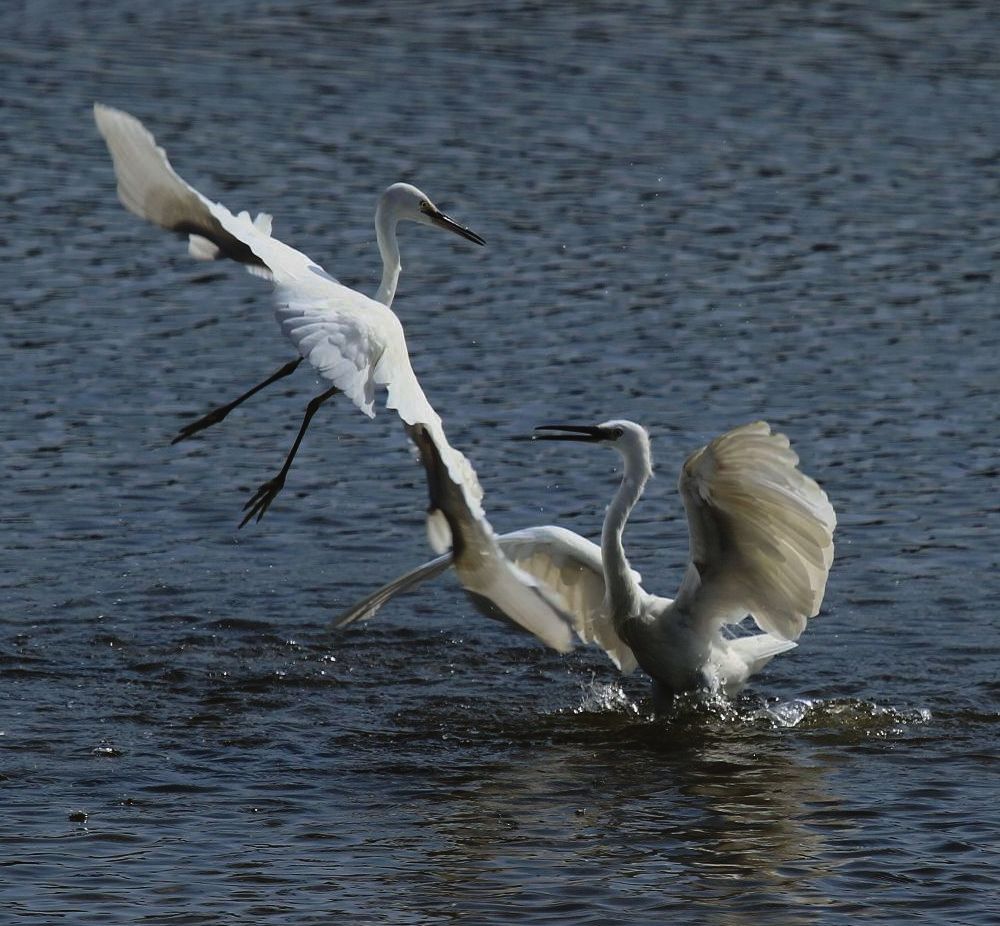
[93,105,838,696]
[338,420,836,697]
[395,424,584,653]
[93,103,485,520]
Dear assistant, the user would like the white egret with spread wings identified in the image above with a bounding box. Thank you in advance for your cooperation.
[93,103,484,526]
[339,420,836,698]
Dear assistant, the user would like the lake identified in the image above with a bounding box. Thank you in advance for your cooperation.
[2,1,997,923]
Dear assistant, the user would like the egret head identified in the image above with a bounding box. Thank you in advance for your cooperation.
[529,419,644,446]
[524,419,653,485]
[524,419,650,467]
[378,182,485,245]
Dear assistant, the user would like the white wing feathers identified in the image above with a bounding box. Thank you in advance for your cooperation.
[94,103,343,291]
[404,424,575,651]
[333,522,640,670]
[271,270,483,514]
[675,421,836,642]
[94,103,211,232]
[335,553,453,628]
[93,103,282,279]
[94,103,483,515]
[337,424,637,670]
[273,292,390,419]
[496,527,638,672]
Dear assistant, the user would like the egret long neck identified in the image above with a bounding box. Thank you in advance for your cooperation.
[602,449,650,625]
[374,209,401,306]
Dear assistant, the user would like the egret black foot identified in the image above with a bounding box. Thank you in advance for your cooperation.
[172,405,233,444]
[240,475,286,528]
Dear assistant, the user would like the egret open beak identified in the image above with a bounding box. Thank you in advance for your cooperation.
[519,424,610,443]
[421,202,485,246]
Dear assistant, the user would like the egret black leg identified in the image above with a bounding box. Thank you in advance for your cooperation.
[172,357,304,444]
[239,385,340,528]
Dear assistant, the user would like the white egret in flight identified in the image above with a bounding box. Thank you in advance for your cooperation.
[93,104,484,526]
[338,420,836,698]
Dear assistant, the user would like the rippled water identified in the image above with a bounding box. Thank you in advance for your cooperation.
[3,2,998,923]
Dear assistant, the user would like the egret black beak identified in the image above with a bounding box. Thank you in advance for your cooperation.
[421,202,486,246]
[519,424,609,443]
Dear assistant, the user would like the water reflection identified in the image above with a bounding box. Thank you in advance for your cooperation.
[397,705,840,922]
[4,0,997,920]
[663,734,836,923]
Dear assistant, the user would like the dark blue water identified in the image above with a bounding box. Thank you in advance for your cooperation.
[2,2,998,923]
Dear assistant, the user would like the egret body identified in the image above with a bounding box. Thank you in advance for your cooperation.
[94,104,484,525]
[339,420,836,698]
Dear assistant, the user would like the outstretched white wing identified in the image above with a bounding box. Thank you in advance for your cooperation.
[335,524,639,672]
[94,103,482,514]
[95,102,293,279]
[335,553,454,628]
[673,421,836,641]
[494,527,638,671]
[402,424,578,652]
[337,426,638,671]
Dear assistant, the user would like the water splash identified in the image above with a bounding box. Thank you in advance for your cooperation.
[752,697,933,733]
[572,677,643,717]
[567,679,933,740]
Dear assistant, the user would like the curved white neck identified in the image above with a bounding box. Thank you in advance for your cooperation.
[374,208,401,307]
[602,450,650,627]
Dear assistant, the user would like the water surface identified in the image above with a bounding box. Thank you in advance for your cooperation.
[2,2,998,923]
